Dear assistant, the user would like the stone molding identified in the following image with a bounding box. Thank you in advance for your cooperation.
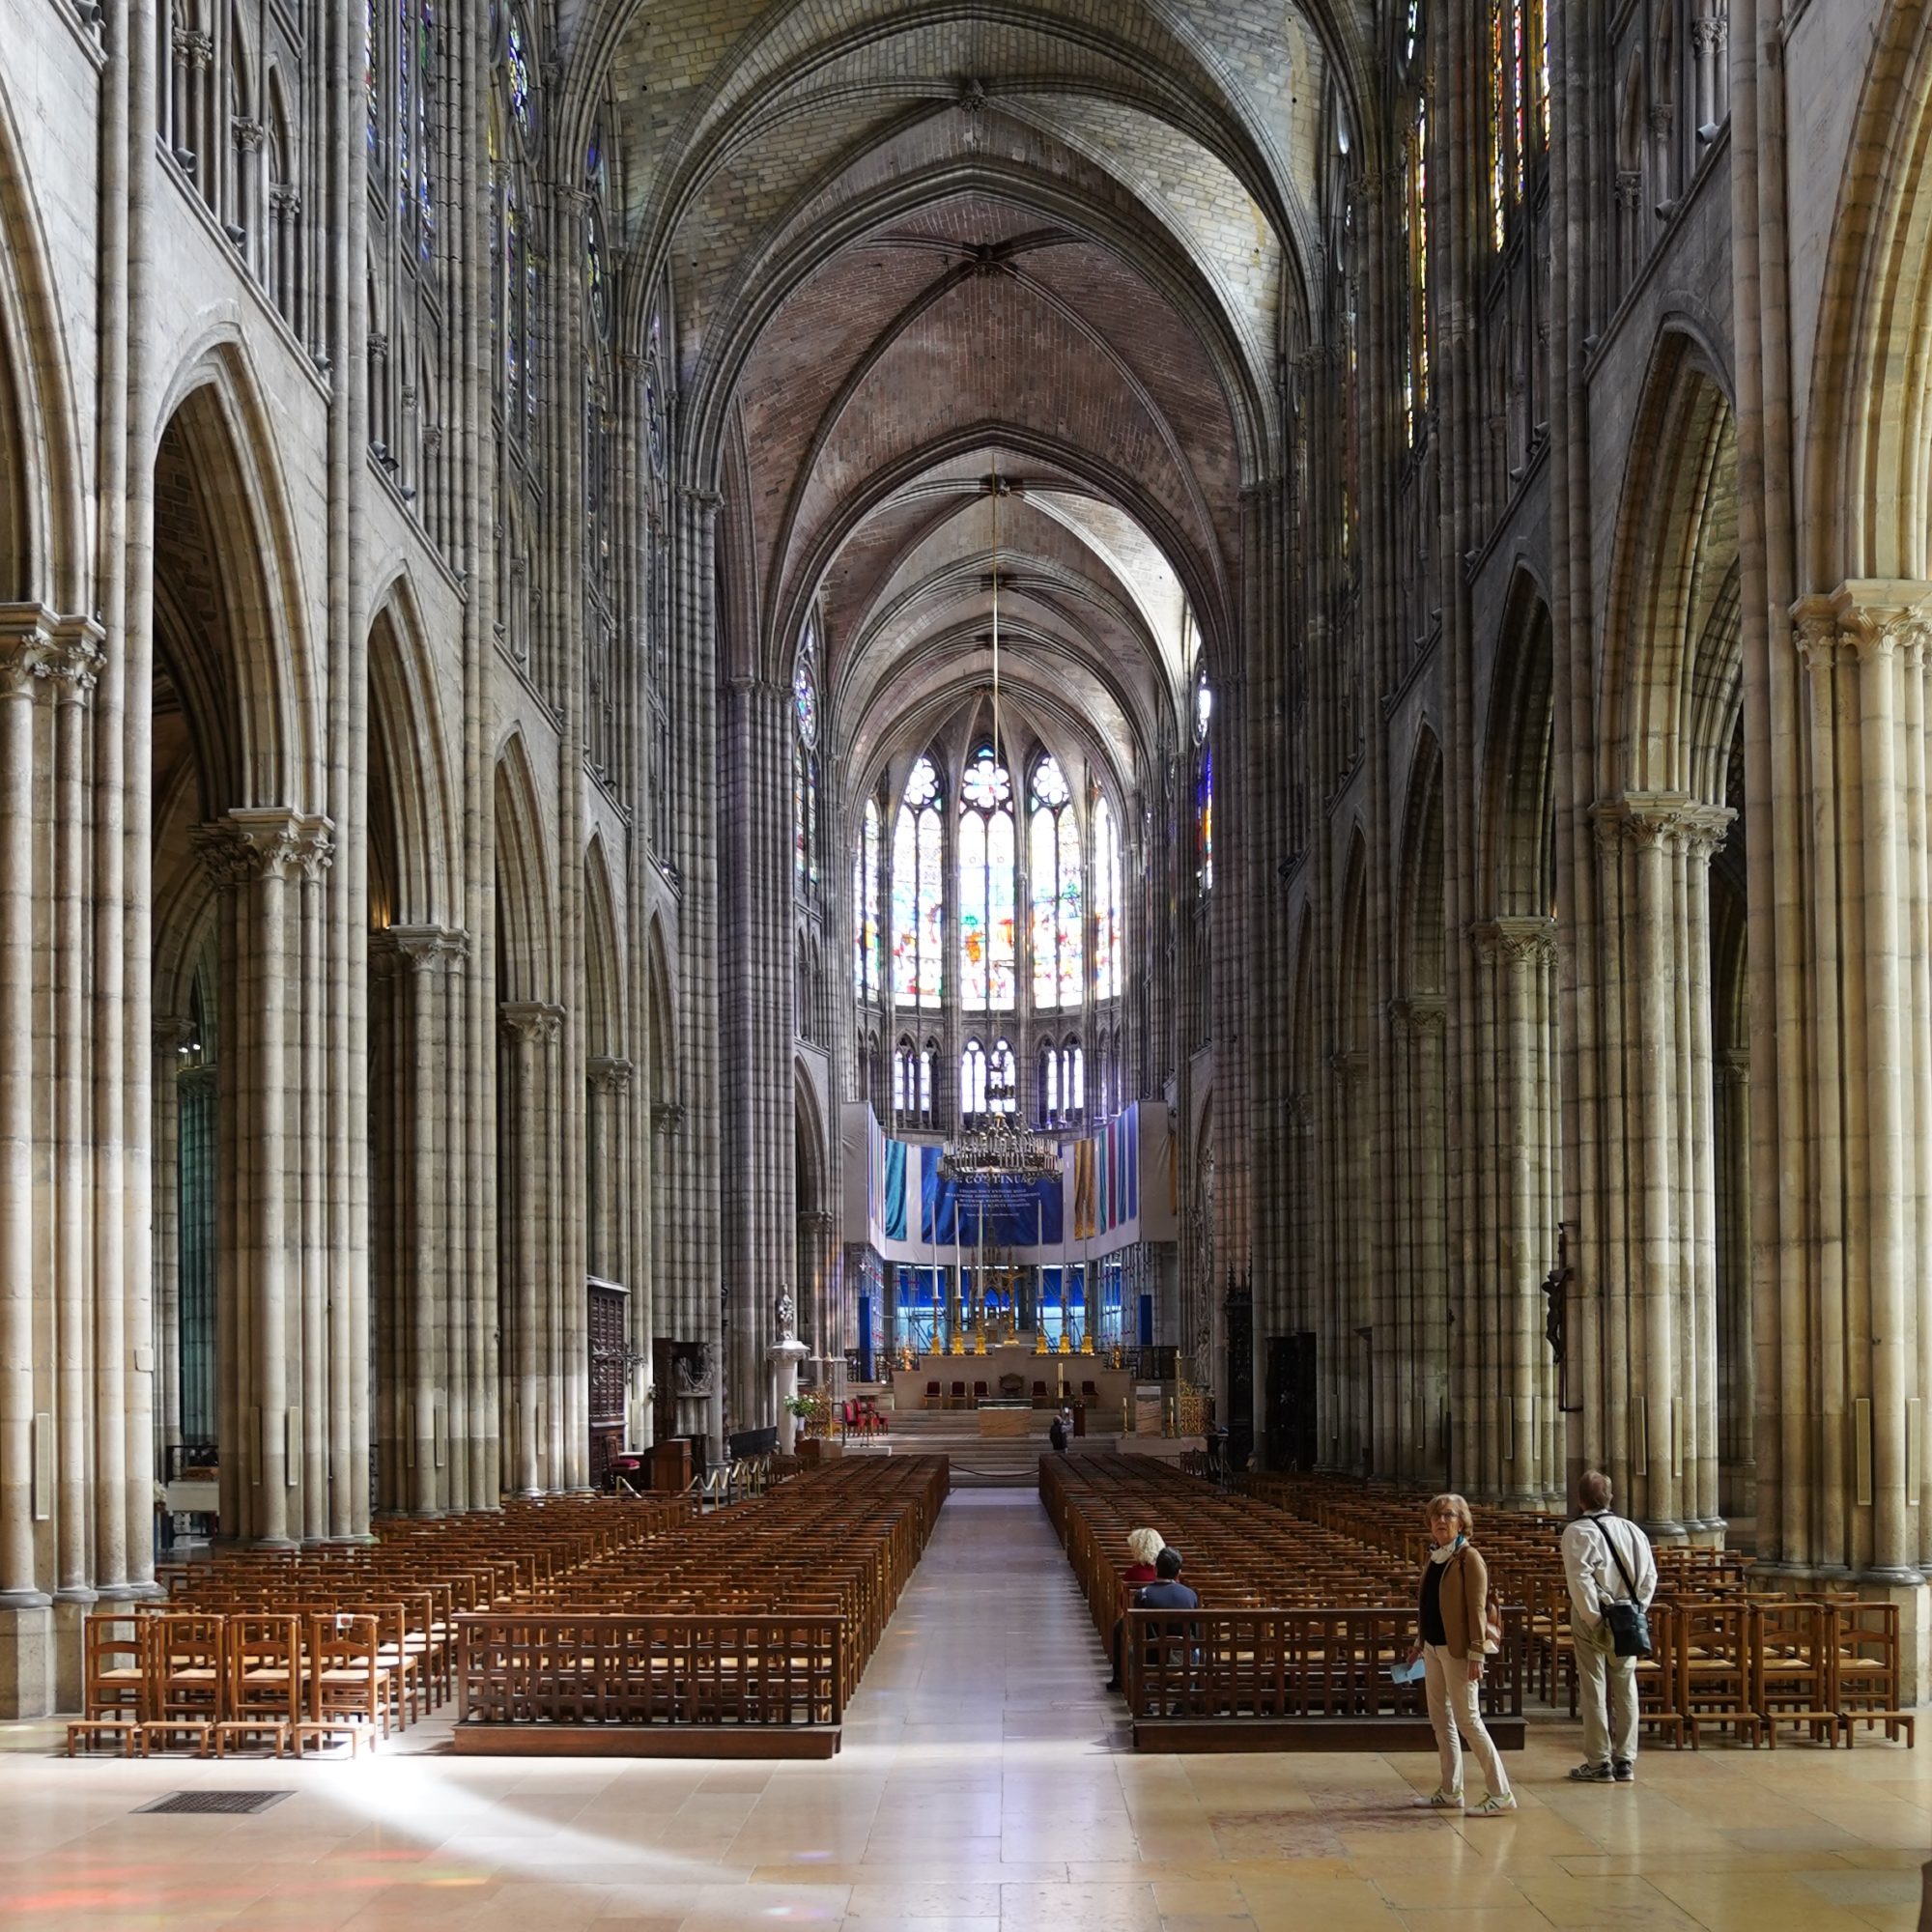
[173,25,212,65]
[652,1100,686,1135]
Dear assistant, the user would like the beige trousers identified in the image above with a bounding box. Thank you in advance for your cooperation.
[1572,1613,1638,1766]
[1422,1643,1511,1800]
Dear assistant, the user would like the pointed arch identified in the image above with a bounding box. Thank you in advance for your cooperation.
[493,731,555,1006]
[153,339,320,813]
[1396,726,1445,995]
[1600,329,1742,807]
[644,911,678,1110]
[1481,567,1556,917]
[366,574,458,928]
[582,835,624,1059]
[0,66,85,607]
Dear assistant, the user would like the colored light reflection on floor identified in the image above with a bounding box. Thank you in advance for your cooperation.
[0,1492,1925,1928]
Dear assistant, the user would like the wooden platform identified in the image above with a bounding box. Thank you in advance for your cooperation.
[451,1722,841,1759]
[1131,1715,1528,1753]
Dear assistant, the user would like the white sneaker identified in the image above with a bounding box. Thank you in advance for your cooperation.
[1468,1792,1518,1816]
[1416,1786,1463,1808]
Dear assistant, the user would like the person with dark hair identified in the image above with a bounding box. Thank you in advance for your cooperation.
[1048,1407,1071,1454]
[1138,1544,1197,1606]
[1562,1468,1657,1784]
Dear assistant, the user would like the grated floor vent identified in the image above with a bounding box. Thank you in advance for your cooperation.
[135,1790,293,1816]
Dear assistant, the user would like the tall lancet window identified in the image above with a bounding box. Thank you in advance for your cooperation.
[1093,793,1122,1001]
[793,620,820,898]
[892,756,944,1009]
[1195,673,1214,894]
[855,795,883,1003]
[958,745,1016,1011]
[1029,755,1083,1011]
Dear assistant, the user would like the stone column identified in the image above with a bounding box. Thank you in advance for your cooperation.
[1583,796,1732,1542]
[0,619,56,1665]
[1387,997,1448,1482]
[499,1002,564,1492]
[1466,919,1561,1505]
[152,1018,196,1474]
[192,809,334,1547]
[384,927,466,1515]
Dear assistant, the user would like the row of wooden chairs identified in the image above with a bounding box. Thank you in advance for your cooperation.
[1240,1471,1915,1751]
[70,1609,396,1758]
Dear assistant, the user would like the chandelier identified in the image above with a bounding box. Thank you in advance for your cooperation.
[941,1111,1057,1185]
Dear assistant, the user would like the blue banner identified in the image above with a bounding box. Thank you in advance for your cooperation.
[921,1146,1063,1247]
[883,1139,907,1242]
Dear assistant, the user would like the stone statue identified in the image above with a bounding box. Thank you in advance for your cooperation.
[776,1286,796,1341]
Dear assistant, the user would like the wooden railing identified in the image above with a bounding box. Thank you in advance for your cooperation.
[1123,1605,1528,1722]
[456,1613,843,1728]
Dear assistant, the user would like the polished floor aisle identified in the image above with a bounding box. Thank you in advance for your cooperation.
[0,1489,1928,1929]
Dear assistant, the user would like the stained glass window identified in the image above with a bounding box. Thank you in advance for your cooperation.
[1039,1043,1059,1124]
[961,1039,988,1119]
[1194,672,1212,744]
[1197,741,1214,894]
[1536,0,1549,145]
[794,623,820,897]
[989,1039,1017,1115]
[793,638,818,747]
[892,756,944,1008]
[1063,1040,1085,1118]
[1094,794,1122,1001]
[893,1037,915,1117]
[919,1040,936,1118]
[1029,755,1083,1010]
[506,13,532,138]
[958,746,1015,1011]
[416,3,436,261]
[1491,1,1507,249]
[365,0,379,156]
[398,0,412,220]
[1513,1,1526,206]
[1404,0,1422,68]
[855,797,883,1003]
[1412,98,1430,436]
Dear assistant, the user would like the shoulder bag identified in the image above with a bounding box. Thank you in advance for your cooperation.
[1595,1516,1652,1659]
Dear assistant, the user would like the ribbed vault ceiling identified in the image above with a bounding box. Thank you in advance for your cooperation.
[583,0,1357,802]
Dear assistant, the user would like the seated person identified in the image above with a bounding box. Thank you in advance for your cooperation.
[1105,1528,1166,1691]
[1133,1547,1203,1700]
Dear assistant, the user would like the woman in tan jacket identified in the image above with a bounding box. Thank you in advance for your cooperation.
[1407,1492,1515,1813]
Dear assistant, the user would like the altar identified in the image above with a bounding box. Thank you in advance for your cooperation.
[892,1340,1140,1420]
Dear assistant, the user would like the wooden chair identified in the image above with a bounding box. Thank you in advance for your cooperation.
[144,1612,225,1756]
[924,1379,941,1409]
[296,1611,383,1754]
[949,1379,967,1410]
[971,1380,988,1408]
[66,1614,147,1756]
[1752,1601,1841,1747]
[1679,1601,1763,1747]
[1833,1603,1917,1747]
[1032,1380,1049,1407]
[215,1613,302,1757]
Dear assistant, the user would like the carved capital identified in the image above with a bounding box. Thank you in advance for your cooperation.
[1388,993,1448,1036]
[381,923,468,972]
[193,809,334,887]
[173,25,213,66]
[1614,170,1643,213]
[1591,793,1733,860]
[499,1000,565,1046]
[1691,16,1729,54]
[233,117,265,152]
[1719,1046,1750,1086]
[652,1100,687,1136]
[1791,594,1844,670]
[368,331,389,363]
[1327,1047,1368,1087]
[270,185,301,217]
[154,1016,197,1055]
[586,1053,634,1094]
[1470,916,1558,967]
[1822,579,1932,665]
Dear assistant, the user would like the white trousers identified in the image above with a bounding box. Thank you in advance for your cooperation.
[1572,1614,1639,1766]
[1423,1643,1511,1800]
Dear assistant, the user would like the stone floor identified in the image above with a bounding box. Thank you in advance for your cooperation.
[0,1489,1927,1930]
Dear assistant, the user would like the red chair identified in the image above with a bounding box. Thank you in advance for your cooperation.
[924,1379,942,1410]
[949,1380,967,1409]
[972,1380,989,1408]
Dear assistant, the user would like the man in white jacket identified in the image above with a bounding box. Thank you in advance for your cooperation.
[1561,1469,1658,1783]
